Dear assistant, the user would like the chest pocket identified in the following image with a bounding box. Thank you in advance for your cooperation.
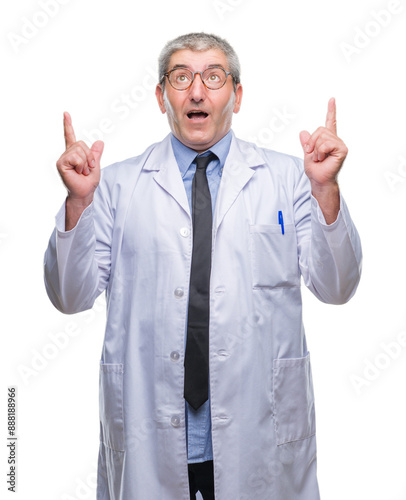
[249,224,300,288]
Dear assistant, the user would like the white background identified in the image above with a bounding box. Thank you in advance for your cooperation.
[1,0,406,498]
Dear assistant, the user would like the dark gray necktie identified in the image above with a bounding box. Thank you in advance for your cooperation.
[184,152,217,411]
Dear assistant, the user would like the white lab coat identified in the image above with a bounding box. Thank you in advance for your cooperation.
[44,132,362,500]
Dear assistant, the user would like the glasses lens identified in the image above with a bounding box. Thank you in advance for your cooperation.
[202,68,227,89]
[169,69,193,90]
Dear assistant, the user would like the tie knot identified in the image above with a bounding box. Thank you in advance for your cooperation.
[195,152,217,171]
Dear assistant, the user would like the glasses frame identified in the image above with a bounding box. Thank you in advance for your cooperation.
[163,66,233,91]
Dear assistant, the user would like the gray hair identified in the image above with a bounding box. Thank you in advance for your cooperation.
[158,32,241,91]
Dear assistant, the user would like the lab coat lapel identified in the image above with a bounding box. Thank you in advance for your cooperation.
[214,134,264,232]
[145,134,191,218]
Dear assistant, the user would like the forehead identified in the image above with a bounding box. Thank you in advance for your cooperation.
[168,49,228,70]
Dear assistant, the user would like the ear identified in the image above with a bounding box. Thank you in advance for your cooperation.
[155,84,166,114]
[233,84,243,114]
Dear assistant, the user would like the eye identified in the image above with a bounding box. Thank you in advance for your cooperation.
[172,70,192,84]
[203,68,226,88]
[207,71,221,81]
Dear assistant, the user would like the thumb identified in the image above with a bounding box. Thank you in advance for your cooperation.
[91,140,104,165]
[299,130,311,152]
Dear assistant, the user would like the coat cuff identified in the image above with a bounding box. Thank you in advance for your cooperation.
[55,199,95,235]
[311,192,359,251]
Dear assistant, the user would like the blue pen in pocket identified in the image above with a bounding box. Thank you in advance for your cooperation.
[278,210,284,235]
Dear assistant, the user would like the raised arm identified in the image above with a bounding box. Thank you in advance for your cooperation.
[44,113,111,314]
[294,100,362,303]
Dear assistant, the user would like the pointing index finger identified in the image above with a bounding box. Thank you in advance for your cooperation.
[325,97,337,135]
[63,111,76,149]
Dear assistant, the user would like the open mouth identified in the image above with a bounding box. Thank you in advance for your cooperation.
[187,111,209,120]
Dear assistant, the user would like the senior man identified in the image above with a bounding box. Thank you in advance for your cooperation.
[44,32,362,500]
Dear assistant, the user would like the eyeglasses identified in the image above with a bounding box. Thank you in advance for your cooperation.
[163,66,233,91]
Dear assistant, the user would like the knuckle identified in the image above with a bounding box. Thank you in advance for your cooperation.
[58,151,73,167]
[71,153,84,165]
[72,144,84,154]
[77,140,89,151]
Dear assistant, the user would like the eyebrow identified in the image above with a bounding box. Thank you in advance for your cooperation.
[169,64,226,71]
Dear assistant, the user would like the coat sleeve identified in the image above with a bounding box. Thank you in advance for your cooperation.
[43,176,113,314]
[294,167,362,305]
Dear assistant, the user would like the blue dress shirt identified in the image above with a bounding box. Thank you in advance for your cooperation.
[171,131,232,464]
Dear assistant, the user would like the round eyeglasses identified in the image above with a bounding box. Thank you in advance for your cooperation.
[163,66,233,91]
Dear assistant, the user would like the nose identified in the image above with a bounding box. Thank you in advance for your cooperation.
[188,73,206,101]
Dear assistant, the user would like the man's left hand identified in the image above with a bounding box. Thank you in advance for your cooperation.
[299,98,346,224]
[300,97,347,186]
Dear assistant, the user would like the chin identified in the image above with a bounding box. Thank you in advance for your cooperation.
[183,131,214,150]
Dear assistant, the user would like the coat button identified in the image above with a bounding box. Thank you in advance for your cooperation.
[170,351,180,362]
[180,227,190,237]
[217,349,229,359]
[174,287,184,298]
[171,415,181,427]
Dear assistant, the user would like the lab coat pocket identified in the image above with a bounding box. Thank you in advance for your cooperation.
[272,353,315,446]
[250,224,299,288]
[99,363,125,452]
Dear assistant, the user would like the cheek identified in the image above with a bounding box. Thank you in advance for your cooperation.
[163,94,181,123]
[219,94,236,118]
[163,94,173,116]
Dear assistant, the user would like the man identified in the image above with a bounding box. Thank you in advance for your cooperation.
[44,33,362,500]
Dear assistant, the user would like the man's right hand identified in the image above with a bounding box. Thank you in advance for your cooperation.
[56,112,104,230]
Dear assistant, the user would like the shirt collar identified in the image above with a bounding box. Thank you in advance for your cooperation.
[171,131,232,178]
